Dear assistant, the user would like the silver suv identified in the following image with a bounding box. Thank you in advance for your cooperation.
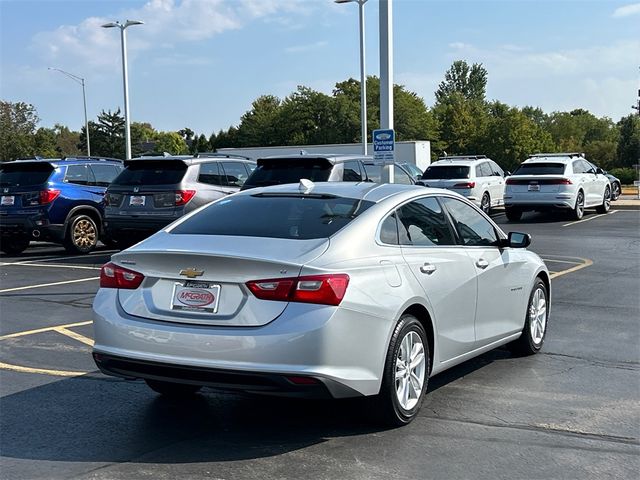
[417,155,506,214]
[104,153,255,248]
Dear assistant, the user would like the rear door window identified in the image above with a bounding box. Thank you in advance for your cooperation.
[440,197,498,247]
[221,161,250,187]
[396,197,456,246]
[490,162,504,177]
[65,164,92,185]
[90,164,121,187]
[343,161,363,181]
[243,158,333,189]
[421,166,470,180]
[112,160,188,186]
[0,162,54,187]
[478,162,493,177]
[198,162,224,186]
[394,166,413,185]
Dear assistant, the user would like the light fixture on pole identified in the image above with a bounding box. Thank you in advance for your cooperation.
[335,0,368,155]
[48,67,91,156]
[101,20,144,160]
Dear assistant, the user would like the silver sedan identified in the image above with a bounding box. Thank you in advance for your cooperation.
[92,182,550,425]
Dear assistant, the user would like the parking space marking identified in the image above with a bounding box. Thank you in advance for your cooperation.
[0,262,100,270]
[562,210,618,227]
[0,361,89,377]
[0,250,117,265]
[547,258,593,279]
[0,320,93,340]
[53,326,94,347]
[0,276,99,294]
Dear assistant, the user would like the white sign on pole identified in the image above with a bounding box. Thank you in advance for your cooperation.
[373,128,395,165]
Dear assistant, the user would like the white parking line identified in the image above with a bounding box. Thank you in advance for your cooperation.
[0,276,99,293]
[0,262,100,270]
[562,210,618,227]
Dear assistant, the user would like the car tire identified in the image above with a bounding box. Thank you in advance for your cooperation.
[596,187,611,214]
[370,314,429,426]
[505,208,522,221]
[611,182,621,201]
[145,379,202,397]
[571,190,585,220]
[508,279,548,356]
[63,215,99,254]
[480,192,491,215]
[0,237,30,255]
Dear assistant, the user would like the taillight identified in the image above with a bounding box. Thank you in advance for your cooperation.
[546,178,572,185]
[39,189,61,204]
[100,262,145,289]
[175,190,196,206]
[246,274,350,306]
[452,181,475,189]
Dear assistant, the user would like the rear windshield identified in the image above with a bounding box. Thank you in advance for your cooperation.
[242,159,332,189]
[112,160,187,186]
[512,163,566,175]
[0,162,54,187]
[171,193,374,239]
[421,165,470,180]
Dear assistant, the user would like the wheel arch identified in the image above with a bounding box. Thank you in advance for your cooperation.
[65,205,103,231]
[402,303,435,374]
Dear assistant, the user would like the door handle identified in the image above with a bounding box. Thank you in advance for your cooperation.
[476,259,489,269]
[420,263,437,275]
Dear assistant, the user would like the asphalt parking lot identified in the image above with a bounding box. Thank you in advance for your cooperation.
[1,208,638,479]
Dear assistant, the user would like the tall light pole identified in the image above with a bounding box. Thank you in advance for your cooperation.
[48,67,91,156]
[101,20,144,160]
[335,0,368,155]
[379,0,394,182]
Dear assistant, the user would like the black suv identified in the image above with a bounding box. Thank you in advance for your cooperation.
[0,157,123,254]
[241,154,370,190]
[104,153,255,247]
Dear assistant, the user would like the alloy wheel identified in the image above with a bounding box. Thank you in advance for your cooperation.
[73,218,97,248]
[528,286,547,345]
[395,331,426,411]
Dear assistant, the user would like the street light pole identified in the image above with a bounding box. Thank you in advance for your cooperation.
[335,0,368,155]
[101,20,144,160]
[48,67,91,156]
[379,0,394,182]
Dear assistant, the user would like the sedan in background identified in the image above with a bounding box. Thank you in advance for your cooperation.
[93,182,550,426]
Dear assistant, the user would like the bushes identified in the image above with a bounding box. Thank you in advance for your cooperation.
[608,168,637,185]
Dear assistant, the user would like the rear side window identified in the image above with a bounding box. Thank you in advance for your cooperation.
[0,162,54,187]
[198,162,224,186]
[396,197,456,247]
[477,162,493,177]
[243,158,332,189]
[65,165,91,185]
[343,161,363,181]
[90,164,121,187]
[513,163,566,175]
[171,194,374,239]
[221,161,250,187]
[379,212,399,245]
[112,160,187,186]
[421,166,470,180]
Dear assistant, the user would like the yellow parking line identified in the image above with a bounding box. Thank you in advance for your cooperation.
[0,320,93,340]
[550,258,593,279]
[0,276,99,293]
[542,259,583,265]
[53,327,94,347]
[0,361,89,377]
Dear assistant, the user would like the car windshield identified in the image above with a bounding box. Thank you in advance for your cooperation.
[421,165,470,180]
[0,162,54,187]
[171,193,374,239]
[112,160,187,186]
[242,159,332,189]
[512,163,566,175]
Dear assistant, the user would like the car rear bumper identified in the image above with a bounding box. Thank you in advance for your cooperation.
[0,214,64,241]
[504,192,575,210]
[104,216,178,239]
[92,289,389,398]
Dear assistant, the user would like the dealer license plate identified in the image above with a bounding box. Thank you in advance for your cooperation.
[1,196,15,206]
[172,281,220,313]
[129,195,146,206]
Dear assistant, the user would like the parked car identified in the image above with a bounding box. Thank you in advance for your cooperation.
[0,156,123,255]
[398,162,423,182]
[240,153,370,190]
[416,155,506,215]
[103,153,255,248]
[592,167,621,201]
[92,181,550,426]
[362,161,416,185]
[504,153,611,221]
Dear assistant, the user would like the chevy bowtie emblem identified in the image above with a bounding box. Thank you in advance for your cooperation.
[180,268,204,279]
[133,187,140,193]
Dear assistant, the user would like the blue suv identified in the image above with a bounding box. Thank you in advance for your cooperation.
[0,157,123,255]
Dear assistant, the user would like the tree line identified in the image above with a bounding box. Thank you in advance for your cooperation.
[1,60,638,182]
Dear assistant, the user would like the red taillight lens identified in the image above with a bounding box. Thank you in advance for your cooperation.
[246,274,350,306]
[175,190,196,206]
[39,189,61,204]
[100,262,145,289]
[547,178,572,185]
[452,181,475,189]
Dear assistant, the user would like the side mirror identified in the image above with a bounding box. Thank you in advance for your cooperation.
[507,232,531,248]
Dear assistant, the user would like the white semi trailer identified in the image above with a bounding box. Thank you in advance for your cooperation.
[218,141,431,171]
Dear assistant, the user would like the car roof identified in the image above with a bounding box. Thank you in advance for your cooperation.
[523,153,585,164]
[10,156,122,166]
[126,153,255,166]
[429,158,485,166]
[257,153,371,164]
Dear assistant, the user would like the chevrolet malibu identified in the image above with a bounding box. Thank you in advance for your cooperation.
[92,182,550,425]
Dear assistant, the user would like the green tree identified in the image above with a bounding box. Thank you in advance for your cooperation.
[53,124,81,157]
[236,95,282,147]
[616,114,640,168]
[0,100,39,161]
[432,92,488,157]
[195,133,210,153]
[155,131,189,155]
[130,122,157,156]
[82,109,125,159]
[33,127,58,158]
[435,60,488,104]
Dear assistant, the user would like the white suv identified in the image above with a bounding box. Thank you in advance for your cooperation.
[504,153,611,221]
[417,155,506,214]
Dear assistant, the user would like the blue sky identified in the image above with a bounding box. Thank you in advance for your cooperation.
[1,0,639,136]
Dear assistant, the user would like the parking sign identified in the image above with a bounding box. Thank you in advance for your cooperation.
[373,129,395,165]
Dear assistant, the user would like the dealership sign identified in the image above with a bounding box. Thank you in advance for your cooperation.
[373,129,395,165]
